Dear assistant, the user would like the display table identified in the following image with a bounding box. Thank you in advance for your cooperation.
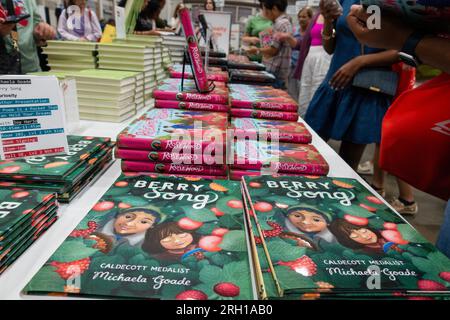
[0,117,406,300]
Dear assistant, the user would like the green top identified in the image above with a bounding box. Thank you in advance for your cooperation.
[4,0,42,73]
[245,14,272,62]
[245,14,272,38]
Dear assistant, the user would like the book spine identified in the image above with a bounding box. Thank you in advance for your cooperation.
[117,135,225,153]
[122,171,227,180]
[231,100,298,112]
[155,100,229,112]
[179,8,209,93]
[170,71,228,82]
[230,109,299,122]
[115,148,224,164]
[152,90,228,104]
[231,162,329,175]
[231,129,312,144]
[121,160,228,176]
[229,169,313,180]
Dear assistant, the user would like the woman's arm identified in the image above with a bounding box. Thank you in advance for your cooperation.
[242,33,260,45]
[329,50,399,89]
[273,32,299,49]
[135,30,161,36]
[86,10,102,41]
[246,45,278,58]
[319,0,343,54]
[322,19,336,54]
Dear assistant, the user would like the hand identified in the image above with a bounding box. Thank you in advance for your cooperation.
[34,22,56,41]
[247,36,260,45]
[246,46,259,55]
[346,5,413,50]
[0,18,15,37]
[320,0,343,22]
[329,56,364,90]
[273,32,290,42]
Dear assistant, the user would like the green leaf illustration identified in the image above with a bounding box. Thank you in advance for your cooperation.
[50,239,98,262]
[25,265,66,292]
[219,230,247,252]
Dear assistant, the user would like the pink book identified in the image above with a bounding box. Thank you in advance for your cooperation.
[115,148,225,165]
[230,140,329,175]
[179,7,209,92]
[155,99,229,112]
[152,78,229,105]
[122,172,227,180]
[116,109,227,153]
[230,118,312,144]
[229,84,298,111]
[121,160,228,176]
[230,108,299,122]
[229,169,318,181]
[169,64,229,82]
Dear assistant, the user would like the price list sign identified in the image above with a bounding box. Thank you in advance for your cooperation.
[0,76,69,160]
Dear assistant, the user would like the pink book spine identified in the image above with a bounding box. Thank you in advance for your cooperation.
[230,109,299,122]
[179,7,209,92]
[123,172,227,180]
[152,90,229,105]
[155,100,229,112]
[231,162,329,175]
[231,100,298,112]
[170,71,228,82]
[116,148,224,164]
[117,135,225,153]
[231,129,312,144]
[229,170,313,181]
[121,160,228,176]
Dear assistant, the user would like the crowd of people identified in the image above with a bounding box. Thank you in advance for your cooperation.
[0,0,449,257]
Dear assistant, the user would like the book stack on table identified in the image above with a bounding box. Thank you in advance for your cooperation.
[227,54,266,71]
[229,84,299,121]
[242,175,450,300]
[43,41,97,73]
[161,34,186,64]
[0,190,58,275]
[168,64,229,83]
[0,136,114,203]
[116,109,229,177]
[71,69,141,122]
[153,78,229,113]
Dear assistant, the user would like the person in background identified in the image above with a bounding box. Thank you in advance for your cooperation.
[304,0,398,171]
[274,7,312,101]
[170,3,183,35]
[346,4,450,257]
[242,0,272,62]
[204,0,216,11]
[246,0,292,90]
[57,0,102,41]
[2,0,56,73]
[135,0,161,36]
[276,8,331,114]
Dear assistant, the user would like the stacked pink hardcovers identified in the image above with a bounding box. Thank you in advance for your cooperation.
[153,78,230,113]
[116,109,228,177]
[168,64,229,83]
[228,140,329,180]
[229,84,299,121]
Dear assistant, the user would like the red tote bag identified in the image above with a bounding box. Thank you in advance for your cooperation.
[380,73,450,201]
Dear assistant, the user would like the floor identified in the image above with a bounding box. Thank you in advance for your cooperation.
[329,140,446,244]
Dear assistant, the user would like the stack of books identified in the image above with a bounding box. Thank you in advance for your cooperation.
[168,64,229,83]
[0,189,58,275]
[116,109,228,177]
[227,54,266,71]
[153,78,229,113]
[72,69,140,122]
[97,43,153,107]
[229,140,329,180]
[24,175,254,299]
[242,175,450,300]
[229,69,275,85]
[0,136,114,202]
[229,84,299,121]
[161,34,186,63]
[43,40,97,73]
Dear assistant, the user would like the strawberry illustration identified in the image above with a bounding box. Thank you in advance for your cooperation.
[278,256,317,277]
[50,257,91,280]
[213,282,240,297]
[263,221,283,238]
[175,290,208,300]
[417,279,447,291]
[70,221,98,238]
[439,272,450,282]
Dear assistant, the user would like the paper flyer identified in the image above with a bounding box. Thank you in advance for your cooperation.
[0,76,69,160]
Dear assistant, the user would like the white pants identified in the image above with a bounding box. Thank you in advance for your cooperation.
[298,45,332,117]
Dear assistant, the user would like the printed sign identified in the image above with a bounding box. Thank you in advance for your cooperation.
[201,10,232,55]
[0,76,69,160]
